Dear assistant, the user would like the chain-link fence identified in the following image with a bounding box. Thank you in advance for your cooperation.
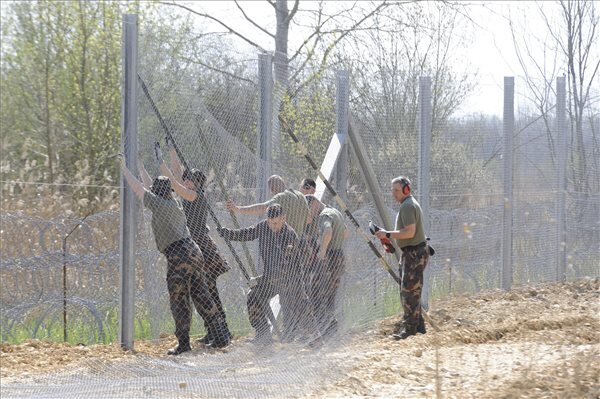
[1,11,599,399]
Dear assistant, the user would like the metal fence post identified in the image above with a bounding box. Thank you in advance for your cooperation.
[257,52,273,203]
[335,70,350,202]
[418,76,432,308]
[502,77,514,291]
[556,76,567,282]
[119,14,138,350]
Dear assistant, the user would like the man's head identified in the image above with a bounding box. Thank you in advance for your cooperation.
[266,203,286,232]
[267,175,286,195]
[299,178,316,195]
[391,176,411,202]
[182,168,206,190]
[305,194,324,224]
[150,176,173,198]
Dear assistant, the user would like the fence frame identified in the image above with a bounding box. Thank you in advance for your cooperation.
[119,13,138,350]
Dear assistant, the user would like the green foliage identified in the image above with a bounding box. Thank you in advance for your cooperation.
[1,1,140,214]
[278,82,336,184]
[0,1,206,216]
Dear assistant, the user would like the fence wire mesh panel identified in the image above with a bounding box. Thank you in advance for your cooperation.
[1,6,599,399]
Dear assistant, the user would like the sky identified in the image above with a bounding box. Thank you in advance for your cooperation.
[184,0,560,117]
[1,1,582,117]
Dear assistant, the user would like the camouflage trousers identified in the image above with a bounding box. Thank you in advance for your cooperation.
[164,238,221,344]
[194,234,230,327]
[309,249,345,335]
[400,243,430,328]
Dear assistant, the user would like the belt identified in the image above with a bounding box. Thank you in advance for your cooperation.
[401,241,426,252]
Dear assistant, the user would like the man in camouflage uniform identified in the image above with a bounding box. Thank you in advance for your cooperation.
[305,195,348,339]
[119,157,230,354]
[159,145,232,346]
[375,176,430,339]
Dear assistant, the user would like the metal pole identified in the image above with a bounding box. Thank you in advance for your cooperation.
[418,76,433,307]
[334,71,349,202]
[257,52,273,203]
[62,239,68,342]
[556,76,567,282]
[119,13,138,350]
[347,117,400,260]
[502,77,514,291]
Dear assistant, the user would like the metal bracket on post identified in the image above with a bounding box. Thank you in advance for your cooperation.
[119,13,138,351]
[502,77,514,291]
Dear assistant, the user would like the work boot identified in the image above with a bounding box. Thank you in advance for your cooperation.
[167,340,191,355]
[206,317,231,349]
[417,316,426,334]
[392,325,418,340]
[392,321,404,335]
[198,327,233,345]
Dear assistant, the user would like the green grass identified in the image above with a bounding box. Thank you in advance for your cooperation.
[1,304,255,345]
[4,256,597,346]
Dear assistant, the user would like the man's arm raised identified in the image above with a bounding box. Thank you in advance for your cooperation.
[226,199,269,215]
[168,145,184,183]
[159,161,197,202]
[119,156,146,200]
[137,160,153,189]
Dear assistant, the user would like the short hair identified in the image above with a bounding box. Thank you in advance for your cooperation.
[392,176,411,193]
[267,175,286,193]
[392,176,411,186]
[150,176,173,198]
[266,203,284,219]
[182,168,206,188]
[301,178,316,190]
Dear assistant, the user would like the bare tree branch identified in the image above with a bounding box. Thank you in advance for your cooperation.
[234,0,274,39]
[291,1,392,95]
[179,56,256,85]
[159,1,267,52]
[285,0,300,25]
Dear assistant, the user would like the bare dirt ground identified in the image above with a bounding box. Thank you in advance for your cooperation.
[1,279,599,398]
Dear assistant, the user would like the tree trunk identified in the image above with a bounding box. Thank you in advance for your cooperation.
[274,0,290,89]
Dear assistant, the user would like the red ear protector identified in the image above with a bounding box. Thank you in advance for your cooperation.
[400,177,411,195]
